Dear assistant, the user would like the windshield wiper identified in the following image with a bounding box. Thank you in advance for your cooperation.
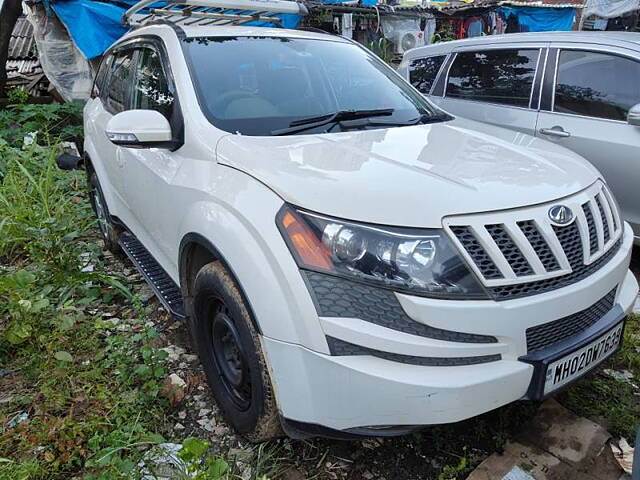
[271,108,394,136]
[338,112,450,129]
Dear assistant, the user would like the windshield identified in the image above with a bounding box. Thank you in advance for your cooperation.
[182,36,449,136]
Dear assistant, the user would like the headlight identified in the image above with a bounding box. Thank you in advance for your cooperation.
[277,205,487,299]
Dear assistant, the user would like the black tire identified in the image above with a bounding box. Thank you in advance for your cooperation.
[88,172,121,253]
[191,261,282,442]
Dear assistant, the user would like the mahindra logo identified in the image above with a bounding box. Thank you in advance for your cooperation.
[549,205,574,225]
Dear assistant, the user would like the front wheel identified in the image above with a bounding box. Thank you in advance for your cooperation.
[191,261,281,442]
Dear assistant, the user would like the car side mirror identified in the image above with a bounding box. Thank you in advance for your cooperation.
[627,104,640,127]
[106,110,174,148]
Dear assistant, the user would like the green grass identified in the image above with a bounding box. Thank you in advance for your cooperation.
[560,313,640,442]
[0,101,163,478]
[0,100,239,479]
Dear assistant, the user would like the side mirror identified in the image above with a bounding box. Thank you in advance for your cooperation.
[106,110,174,148]
[627,103,640,126]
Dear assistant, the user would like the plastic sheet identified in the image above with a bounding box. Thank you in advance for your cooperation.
[583,0,640,19]
[26,4,93,101]
[381,16,421,41]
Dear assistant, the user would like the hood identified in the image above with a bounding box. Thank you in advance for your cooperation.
[216,118,600,228]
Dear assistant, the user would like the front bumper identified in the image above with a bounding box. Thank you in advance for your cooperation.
[263,226,638,433]
[520,305,626,400]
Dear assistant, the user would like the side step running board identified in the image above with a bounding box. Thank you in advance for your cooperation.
[118,232,185,320]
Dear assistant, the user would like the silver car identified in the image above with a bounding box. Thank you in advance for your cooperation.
[399,32,640,245]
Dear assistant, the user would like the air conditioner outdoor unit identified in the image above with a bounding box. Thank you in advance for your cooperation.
[394,30,425,54]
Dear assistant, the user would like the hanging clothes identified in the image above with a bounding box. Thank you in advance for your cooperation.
[456,18,467,39]
[464,16,484,37]
[495,13,507,33]
[481,12,496,35]
[505,12,520,32]
[422,14,437,44]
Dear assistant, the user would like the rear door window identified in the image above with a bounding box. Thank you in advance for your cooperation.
[554,50,640,121]
[409,55,446,94]
[105,49,136,114]
[446,49,540,108]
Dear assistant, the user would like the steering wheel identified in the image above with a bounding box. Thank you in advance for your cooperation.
[210,90,258,115]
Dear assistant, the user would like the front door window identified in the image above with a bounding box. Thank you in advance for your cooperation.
[554,50,640,121]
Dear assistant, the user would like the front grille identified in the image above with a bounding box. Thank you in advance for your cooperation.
[526,289,617,353]
[489,235,620,300]
[446,181,623,301]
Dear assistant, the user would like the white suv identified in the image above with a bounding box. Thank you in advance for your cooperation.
[82,19,638,440]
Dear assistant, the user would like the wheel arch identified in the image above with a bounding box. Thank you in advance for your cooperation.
[179,232,262,334]
[83,151,95,177]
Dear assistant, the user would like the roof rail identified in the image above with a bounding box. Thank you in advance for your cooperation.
[123,0,308,27]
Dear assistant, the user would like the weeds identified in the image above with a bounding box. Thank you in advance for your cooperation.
[6,88,30,106]
[559,314,640,442]
[0,102,173,478]
[0,100,278,479]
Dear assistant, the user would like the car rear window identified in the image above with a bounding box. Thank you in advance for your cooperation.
[446,49,540,108]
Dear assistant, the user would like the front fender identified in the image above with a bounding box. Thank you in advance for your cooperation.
[83,101,123,220]
[176,168,328,354]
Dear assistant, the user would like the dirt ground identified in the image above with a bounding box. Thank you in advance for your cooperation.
[142,248,640,480]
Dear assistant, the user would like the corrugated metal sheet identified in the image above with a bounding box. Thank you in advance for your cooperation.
[6,59,42,75]
[6,15,49,96]
[9,16,38,60]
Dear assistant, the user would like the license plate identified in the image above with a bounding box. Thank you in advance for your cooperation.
[544,323,624,395]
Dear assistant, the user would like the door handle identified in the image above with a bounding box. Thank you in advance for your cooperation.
[539,126,571,138]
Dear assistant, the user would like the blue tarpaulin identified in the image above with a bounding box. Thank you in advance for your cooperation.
[497,6,576,32]
[48,0,129,59]
[45,0,303,59]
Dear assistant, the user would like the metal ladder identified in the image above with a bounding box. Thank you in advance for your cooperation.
[123,0,308,27]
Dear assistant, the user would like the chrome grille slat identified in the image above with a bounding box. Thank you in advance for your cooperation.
[444,181,623,300]
[602,187,619,231]
[516,220,560,273]
[597,192,614,244]
[509,221,547,275]
[485,224,534,277]
[473,225,517,279]
[595,194,611,244]
[590,198,606,253]
[450,226,503,280]
[582,202,598,255]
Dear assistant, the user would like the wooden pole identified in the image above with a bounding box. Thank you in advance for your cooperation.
[0,0,23,96]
